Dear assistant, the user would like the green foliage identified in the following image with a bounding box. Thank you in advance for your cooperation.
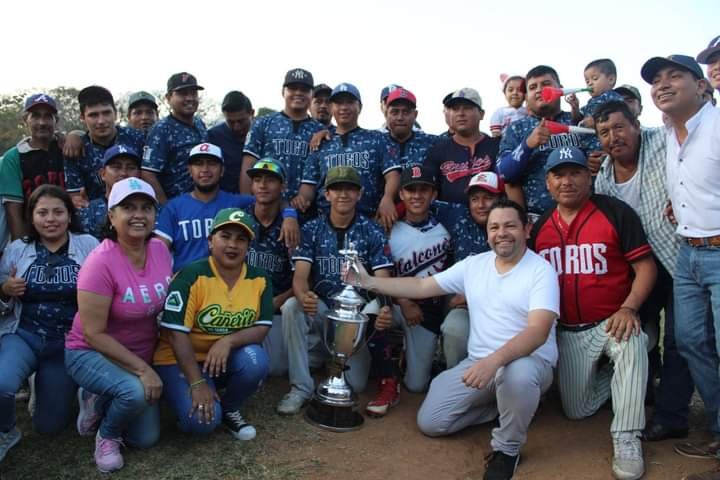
[256,107,277,118]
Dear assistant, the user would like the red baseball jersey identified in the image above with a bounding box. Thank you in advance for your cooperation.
[530,195,652,326]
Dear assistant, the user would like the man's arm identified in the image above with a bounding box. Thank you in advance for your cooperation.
[345,261,447,300]
[141,170,167,204]
[376,169,400,231]
[605,255,657,342]
[496,120,551,183]
[4,202,26,240]
[239,154,257,195]
[292,260,320,316]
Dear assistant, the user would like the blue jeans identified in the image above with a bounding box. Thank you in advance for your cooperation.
[64,349,160,448]
[155,344,269,435]
[0,327,76,433]
[674,243,720,434]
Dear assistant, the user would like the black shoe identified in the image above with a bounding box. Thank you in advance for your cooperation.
[222,411,256,441]
[483,451,520,480]
[642,421,688,442]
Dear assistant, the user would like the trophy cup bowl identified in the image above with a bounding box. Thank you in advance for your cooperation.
[305,245,369,432]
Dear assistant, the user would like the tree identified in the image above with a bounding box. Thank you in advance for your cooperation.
[256,107,277,118]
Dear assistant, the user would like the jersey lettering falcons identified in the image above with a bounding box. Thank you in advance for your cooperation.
[537,243,608,275]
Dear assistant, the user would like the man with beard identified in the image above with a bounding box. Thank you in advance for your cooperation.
[310,84,333,128]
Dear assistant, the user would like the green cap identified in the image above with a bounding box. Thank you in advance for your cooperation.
[128,91,158,110]
[210,208,256,239]
[325,166,362,188]
[614,85,641,104]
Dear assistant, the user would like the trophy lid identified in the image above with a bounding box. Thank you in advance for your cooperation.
[326,285,368,324]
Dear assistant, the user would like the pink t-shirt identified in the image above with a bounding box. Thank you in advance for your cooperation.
[65,238,172,363]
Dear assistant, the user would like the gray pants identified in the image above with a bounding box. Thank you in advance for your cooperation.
[556,320,648,433]
[281,297,370,399]
[364,300,438,392]
[262,314,287,376]
[441,308,469,368]
[417,355,553,456]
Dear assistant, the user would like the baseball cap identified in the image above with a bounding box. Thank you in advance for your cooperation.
[614,84,642,104]
[400,165,435,189]
[442,92,454,106]
[247,158,286,182]
[444,88,483,110]
[128,91,157,110]
[188,143,223,164]
[697,35,720,64]
[380,84,402,102]
[102,144,141,167]
[23,93,58,113]
[210,208,256,239]
[640,55,704,84]
[108,177,158,210]
[330,83,362,104]
[167,72,204,92]
[465,171,505,194]
[312,83,332,97]
[283,68,314,88]
[386,88,417,108]
[221,91,252,112]
[545,146,588,173]
[325,166,362,188]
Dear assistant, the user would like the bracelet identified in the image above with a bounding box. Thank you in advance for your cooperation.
[189,378,206,390]
[282,207,298,219]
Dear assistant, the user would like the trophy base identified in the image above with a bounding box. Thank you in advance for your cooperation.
[304,398,364,432]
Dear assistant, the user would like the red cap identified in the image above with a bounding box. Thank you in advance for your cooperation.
[386,88,416,108]
[465,171,505,194]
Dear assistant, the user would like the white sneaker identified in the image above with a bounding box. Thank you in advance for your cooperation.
[612,431,644,480]
[276,391,308,415]
[0,427,21,463]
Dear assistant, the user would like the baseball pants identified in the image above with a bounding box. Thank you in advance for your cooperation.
[556,320,648,433]
[441,307,469,368]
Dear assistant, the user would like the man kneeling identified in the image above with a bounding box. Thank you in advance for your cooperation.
[344,199,559,480]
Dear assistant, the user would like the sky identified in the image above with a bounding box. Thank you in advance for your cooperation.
[2,0,717,132]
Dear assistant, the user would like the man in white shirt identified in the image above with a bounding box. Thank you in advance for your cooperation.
[344,199,559,480]
[641,54,720,479]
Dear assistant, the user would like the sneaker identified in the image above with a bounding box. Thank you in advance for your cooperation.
[612,431,644,480]
[483,451,520,480]
[365,377,400,418]
[675,439,720,459]
[77,388,102,436]
[94,431,124,473]
[223,410,256,441]
[0,427,22,463]
[277,390,308,415]
[682,467,720,480]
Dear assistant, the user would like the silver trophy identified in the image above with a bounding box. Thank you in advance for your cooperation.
[305,241,369,431]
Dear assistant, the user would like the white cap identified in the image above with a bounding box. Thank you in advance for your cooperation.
[188,142,223,163]
[465,171,504,194]
[108,177,158,210]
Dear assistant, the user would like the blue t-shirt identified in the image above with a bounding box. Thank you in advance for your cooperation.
[243,206,293,299]
[384,130,439,170]
[78,197,108,239]
[243,112,325,201]
[20,242,80,338]
[155,190,254,272]
[64,126,145,201]
[302,128,401,215]
[293,214,393,305]
[142,115,208,200]
[496,112,598,216]
[208,122,245,193]
[581,90,626,118]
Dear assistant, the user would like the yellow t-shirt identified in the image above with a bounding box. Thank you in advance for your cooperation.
[153,257,273,365]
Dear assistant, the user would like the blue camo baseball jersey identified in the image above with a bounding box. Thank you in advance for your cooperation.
[433,201,489,262]
[142,115,207,199]
[243,112,325,200]
[496,112,598,216]
[64,126,145,201]
[242,205,293,297]
[384,131,439,170]
[155,190,254,272]
[293,214,393,305]
[580,90,626,118]
[78,197,108,239]
[302,128,401,215]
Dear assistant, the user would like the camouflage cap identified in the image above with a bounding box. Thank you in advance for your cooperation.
[325,166,362,188]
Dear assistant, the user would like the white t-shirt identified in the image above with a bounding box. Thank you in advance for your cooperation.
[612,168,641,210]
[434,248,560,365]
[489,106,528,136]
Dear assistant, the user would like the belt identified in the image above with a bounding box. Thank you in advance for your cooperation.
[558,321,603,332]
[686,235,720,247]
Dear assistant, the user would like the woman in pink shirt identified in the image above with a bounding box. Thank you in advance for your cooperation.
[64,178,171,473]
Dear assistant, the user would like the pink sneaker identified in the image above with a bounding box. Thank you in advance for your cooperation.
[76,388,102,436]
[94,431,124,473]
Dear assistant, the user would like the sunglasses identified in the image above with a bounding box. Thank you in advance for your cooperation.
[251,161,285,179]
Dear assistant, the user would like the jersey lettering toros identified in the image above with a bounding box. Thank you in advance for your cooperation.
[384,131,439,170]
[142,115,207,200]
[293,214,393,304]
[302,128,401,215]
[243,112,325,200]
[65,126,145,200]
[530,195,652,326]
[243,205,293,298]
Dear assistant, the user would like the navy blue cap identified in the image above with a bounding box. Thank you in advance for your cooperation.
[102,144,141,166]
[380,84,402,102]
[400,165,435,189]
[697,35,720,64]
[24,94,58,113]
[283,68,314,88]
[330,83,362,104]
[641,55,704,84]
[545,147,588,173]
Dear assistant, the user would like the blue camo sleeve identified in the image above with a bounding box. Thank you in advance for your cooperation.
[142,124,169,173]
[243,117,265,158]
[496,123,533,182]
